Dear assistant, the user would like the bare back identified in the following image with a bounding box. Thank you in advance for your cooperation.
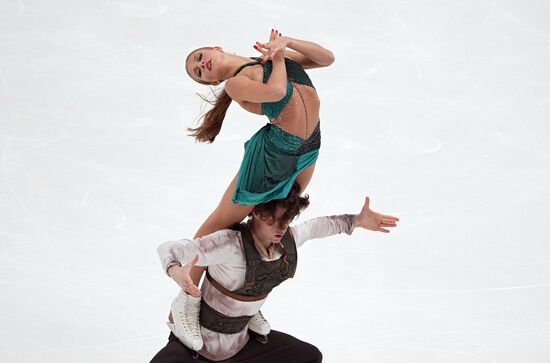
[235,58,320,140]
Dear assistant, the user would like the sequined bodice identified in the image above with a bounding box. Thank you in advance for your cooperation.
[233,57,320,139]
[255,57,315,120]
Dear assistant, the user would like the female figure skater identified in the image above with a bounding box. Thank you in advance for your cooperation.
[172,30,335,351]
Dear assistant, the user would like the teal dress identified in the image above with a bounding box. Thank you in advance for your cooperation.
[232,58,321,205]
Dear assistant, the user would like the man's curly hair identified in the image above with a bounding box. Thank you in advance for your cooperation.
[250,183,310,227]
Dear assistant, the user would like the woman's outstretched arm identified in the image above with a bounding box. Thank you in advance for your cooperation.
[255,30,334,69]
[283,36,335,69]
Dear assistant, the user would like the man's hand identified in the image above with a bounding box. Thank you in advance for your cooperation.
[168,255,201,297]
[355,197,399,233]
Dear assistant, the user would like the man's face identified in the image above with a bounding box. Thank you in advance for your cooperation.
[252,206,292,244]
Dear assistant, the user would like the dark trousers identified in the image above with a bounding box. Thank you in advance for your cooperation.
[150,331,322,363]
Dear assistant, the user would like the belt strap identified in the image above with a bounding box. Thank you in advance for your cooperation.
[199,299,252,334]
[206,271,267,302]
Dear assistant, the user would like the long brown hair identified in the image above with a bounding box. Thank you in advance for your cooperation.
[185,46,232,143]
[187,89,232,143]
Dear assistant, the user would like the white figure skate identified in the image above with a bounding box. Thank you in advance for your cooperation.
[168,291,203,352]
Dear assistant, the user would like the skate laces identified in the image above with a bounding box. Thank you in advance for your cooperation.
[177,298,201,339]
[254,311,267,323]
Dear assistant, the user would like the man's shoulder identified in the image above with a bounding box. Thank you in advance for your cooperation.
[202,228,241,241]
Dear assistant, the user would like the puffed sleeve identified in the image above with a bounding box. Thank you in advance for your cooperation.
[290,214,356,248]
[157,229,241,275]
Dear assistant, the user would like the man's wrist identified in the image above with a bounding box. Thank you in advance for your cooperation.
[352,214,359,229]
[166,260,182,276]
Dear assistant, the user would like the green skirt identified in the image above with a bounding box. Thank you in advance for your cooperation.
[232,122,321,205]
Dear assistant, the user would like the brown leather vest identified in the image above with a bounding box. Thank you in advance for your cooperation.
[232,222,297,296]
[199,222,297,334]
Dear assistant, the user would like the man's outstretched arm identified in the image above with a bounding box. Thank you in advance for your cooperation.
[292,196,399,247]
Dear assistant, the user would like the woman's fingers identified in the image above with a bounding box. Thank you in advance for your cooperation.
[255,41,268,49]
[268,28,282,42]
[264,49,282,63]
[254,41,271,62]
[265,28,282,45]
[256,30,285,63]
[253,44,267,57]
[259,48,278,64]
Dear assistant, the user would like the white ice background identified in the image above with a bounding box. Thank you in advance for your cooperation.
[1,1,550,362]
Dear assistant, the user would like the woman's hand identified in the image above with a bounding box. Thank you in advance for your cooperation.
[168,255,202,297]
[355,197,400,233]
[254,29,289,63]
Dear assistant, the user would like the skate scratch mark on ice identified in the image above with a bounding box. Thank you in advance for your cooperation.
[0,133,80,237]
[360,100,396,156]
[0,66,8,95]
[442,0,497,43]
[0,229,48,254]
[470,52,547,145]
[452,160,549,216]
[412,154,548,226]
[375,346,480,358]
[324,34,408,95]
[410,139,442,154]
[385,2,423,80]
[299,283,550,293]
[320,153,346,211]
[17,0,25,14]
[0,131,40,238]
[497,6,550,41]
[327,63,380,95]
[61,117,151,129]
[115,203,127,229]
[80,180,106,207]
[0,133,68,144]
[46,52,150,129]
[378,283,550,292]
[48,274,155,335]
[2,335,160,357]
[81,180,128,229]
[496,126,549,158]
[0,0,25,18]
[0,342,16,357]
[0,125,76,236]
[426,2,498,57]
[22,64,147,127]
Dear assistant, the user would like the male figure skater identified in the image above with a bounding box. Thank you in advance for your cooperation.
[151,185,399,362]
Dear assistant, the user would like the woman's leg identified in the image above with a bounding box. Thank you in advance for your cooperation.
[169,174,256,334]
[189,163,317,286]
[295,163,316,193]
[189,173,255,285]
[193,173,253,239]
[196,163,316,239]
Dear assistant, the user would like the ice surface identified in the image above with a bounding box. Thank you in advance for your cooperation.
[1,1,549,362]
